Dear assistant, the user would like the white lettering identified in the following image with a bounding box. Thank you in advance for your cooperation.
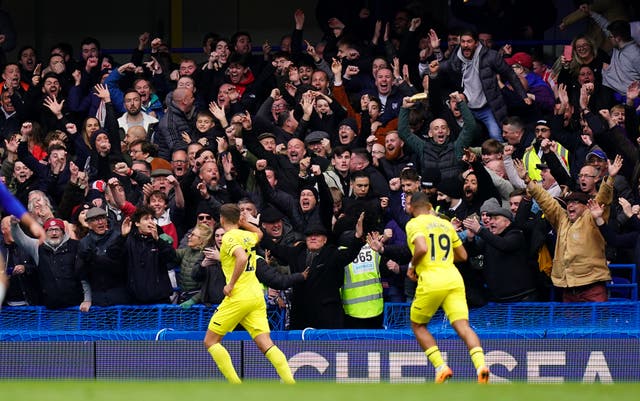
[288,352,329,376]
[388,352,429,383]
[336,352,380,382]
[528,351,565,383]
[485,350,517,383]
[582,351,613,383]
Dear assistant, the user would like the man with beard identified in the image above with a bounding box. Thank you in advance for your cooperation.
[104,64,165,119]
[246,136,321,197]
[522,119,569,183]
[399,94,479,184]
[429,30,531,141]
[458,148,503,217]
[116,89,159,137]
[378,131,418,181]
[21,72,70,135]
[75,207,130,308]
[11,217,90,310]
[193,160,243,222]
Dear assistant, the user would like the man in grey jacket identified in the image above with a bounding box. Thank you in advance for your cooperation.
[602,20,640,97]
[430,30,532,141]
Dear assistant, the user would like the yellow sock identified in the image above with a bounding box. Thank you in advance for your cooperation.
[469,346,485,370]
[208,343,241,383]
[265,346,295,384]
[425,346,445,369]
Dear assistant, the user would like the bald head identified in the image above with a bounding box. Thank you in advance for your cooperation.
[287,138,306,163]
[125,126,147,145]
[428,118,450,145]
[173,87,195,113]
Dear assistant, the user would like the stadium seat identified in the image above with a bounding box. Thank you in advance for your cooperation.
[607,264,638,301]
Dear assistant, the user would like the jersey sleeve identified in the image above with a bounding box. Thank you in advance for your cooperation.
[405,219,424,246]
[449,222,462,248]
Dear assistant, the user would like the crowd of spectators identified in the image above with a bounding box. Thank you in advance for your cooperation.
[1,2,640,328]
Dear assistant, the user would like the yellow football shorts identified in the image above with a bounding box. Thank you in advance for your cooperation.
[410,285,469,325]
[208,295,270,338]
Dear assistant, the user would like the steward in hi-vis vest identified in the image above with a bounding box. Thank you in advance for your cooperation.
[341,243,384,329]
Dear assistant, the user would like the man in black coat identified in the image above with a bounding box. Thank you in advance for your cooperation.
[260,213,365,329]
[463,199,537,302]
[75,207,131,307]
[11,217,89,310]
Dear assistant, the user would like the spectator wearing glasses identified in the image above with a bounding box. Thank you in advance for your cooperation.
[176,223,212,305]
[11,217,89,310]
[170,148,189,179]
[179,202,216,248]
[127,139,173,173]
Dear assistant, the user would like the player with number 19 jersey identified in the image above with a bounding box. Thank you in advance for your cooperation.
[405,214,464,295]
[220,228,263,300]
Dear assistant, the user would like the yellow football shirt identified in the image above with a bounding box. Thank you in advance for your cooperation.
[405,214,464,292]
[219,228,263,300]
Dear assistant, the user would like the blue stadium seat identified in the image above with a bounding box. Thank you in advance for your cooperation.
[607,264,638,301]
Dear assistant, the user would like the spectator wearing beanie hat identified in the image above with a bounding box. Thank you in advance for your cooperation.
[69,202,92,239]
[86,180,107,208]
[271,178,333,236]
[10,216,89,310]
[336,117,361,148]
[436,177,466,220]
[178,201,216,248]
[260,206,304,249]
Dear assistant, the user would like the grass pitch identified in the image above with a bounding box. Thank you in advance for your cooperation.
[2,381,640,401]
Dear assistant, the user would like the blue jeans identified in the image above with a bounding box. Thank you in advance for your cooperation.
[470,105,503,141]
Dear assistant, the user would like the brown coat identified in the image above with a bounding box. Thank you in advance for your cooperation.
[530,177,613,288]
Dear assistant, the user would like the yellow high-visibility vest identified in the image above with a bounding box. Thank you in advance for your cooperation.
[523,144,569,181]
[340,244,383,319]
